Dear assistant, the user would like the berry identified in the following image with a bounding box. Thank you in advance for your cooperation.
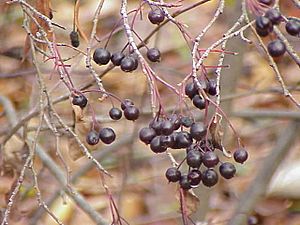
[180,116,193,128]
[234,148,248,164]
[202,169,218,187]
[165,167,181,182]
[150,136,167,153]
[256,27,270,37]
[267,39,286,57]
[207,79,217,96]
[179,175,191,190]
[72,94,88,108]
[139,127,156,144]
[160,135,175,148]
[188,169,202,186]
[121,99,134,110]
[265,9,281,25]
[149,118,163,135]
[147,48,161,62]
[186,143,198,154]
[111,52,125,66]
[169,114,181,130]
[148,8,165,25]
[219,162,236,179]
[93,48,111,65]
[258,0,273,5]
[86,130,99,145]
[99,128,116,144]
[161,120,174,135]
[175,131,193,148]
[124,106,139,121]
[109,107,122,120]
[192,95,206,110]
[285,20,300,36]
[70,31,80,47]
[202,151,219,168]
[120,56,137,72]
[255,16,273,36]
[190,123,206,141]
[185,82,198,99]
[186,150,202,168]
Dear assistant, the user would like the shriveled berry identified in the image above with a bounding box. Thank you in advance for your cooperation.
[202,169,218,187]
[121,99,134,110]
[70,31,80,47]
[186,150,202,168]
[109,107,122,120]
[72,94,88,108]
[192,95,206,110]
[165,167,181,182]
[124,106,139,121]
[148,8,165,25]
[161,120,174,135]
[190,123,206,141]
[147,48,161,62]
[285,20,300,36]
[111,52,125,66]
[150,136,167,153]
[180,116,193,128]
[180,175,191,190]
[99,127,116,144]
[139,127,156,144]
[185,82,198,99]
[86,130,99,145]
[93,48,111,65]
[202,151,219,168]
[265,9,281,25]
[175,131,193,148]
[234,148,248,164]
[219,162,236,179]
[267,39,286,57]
[120,56,137,72]
[207,79,217,96]
[188,169,202,186]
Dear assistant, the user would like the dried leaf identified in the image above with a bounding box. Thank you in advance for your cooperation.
[183,189,200,216]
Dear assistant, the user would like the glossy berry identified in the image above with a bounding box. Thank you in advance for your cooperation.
[139,127,156,144]
[185,82,198,99]
[192,95,206,110]
[186,150,202,168]
[150,136,167,153]
[234,148,248,164]
[258,0,273,5]
[147,48,161,62]
[160,135,175,148]
[265,9,281,25]
[169,114,181,130]
[86,130,99,145]
[120,56,137,72]
[190,123,206,141]
[161,120,174,135]
[93,48,111,65]
[165,167,181,182]
[111,52,125,66]
[188,169,202,186]
[149,118,163,135]
[124,106,139,121]
[109,108,122,120]
[202,151,219,168]
[121,99,134,110]
[175,131,193,148]
[99,128,116,144]
[180,116,193,128]
[148,8,165,25]
[202,169,218,187]
[285,20,300,36]
[207,79,217,96]
[255,16,272,31]
[267,39,286,57]
[219,162,236,179]
[179,175,191,190]
[72,94,88,108]
[70,31,80,47]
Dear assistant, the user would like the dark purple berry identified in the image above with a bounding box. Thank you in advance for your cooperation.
[219,162,236,179]
[285,20,300,36]
[186,150,202,168]
[109,107,122,120]
[190,123,206,141]
[86,130,99,145]
[111,52,125,66]
[255,16,273,36]
[256,27,270,37]
[161,120,174,135]
[72,94,88,108]
[165,167,181,182]
[121,99,134,110]
[188,169,202,186]
[70,31,80,47]
[150,136,167,153]
[139,127,156,144]
[234,148,248,164]
[207,79,218,96]
[202,169,218,187]
[169,114,181,130]
[160,135,175,148]
[265,9,281,25]
[179,175,191,190]
[175,131,193,148]
[120,56,137,72]
[202,151,219,168]
[99,127,116,144]
[192,95,206,110]
[185,82,198,99]
[148,8,165,25]
[149,118,163,135]
[258,0,273,5]
[147,48,161,62]
[180,116,193,128]
[267,39,286,57]
[124,106,139,121]
[93,48,111,65]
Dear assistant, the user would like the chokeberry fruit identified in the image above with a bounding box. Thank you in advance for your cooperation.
[109,107,122,120]
[148,8,165,25]
[169,114,181,130]
[86,130,99,145]
[202,151,219,168]
[70,31,80,47]
[185,82,198,99]
[147,48,161,62]
[258,0,273,5]
[161,120,174,135]
[93,48,111,65]
[234,148,248,164]
[111,52,125,66]
[285,20,300,36]
[124,106,139,121]
[186,150,202,168]
[190,122,206,141]
[72,94,88,108]
[121,99,134,110]
[175,131,193,148]
[192,95,206,110]
[150,136,167,153]
[188,169,202,186]
[219,162,236,179]
[180,116,193,128]
[139,127,156,144]
[99,128,116,144]
[207,79,218,96]
[149,118,163,135]
[202,169,218,187]
[120,56,137,72]
[160,135,175,148]
[165,167,181,182]
[255,16,272,31]
[265,9,281,25]
[180,175,191,190]
[267,39,286,57]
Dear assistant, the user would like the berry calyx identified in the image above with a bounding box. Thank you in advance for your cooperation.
[99,128,116,144]
[219,162,236,179]
[124,106,140,121]
[202,169,218,187]
[285,19,300,36]
[147,48,161,62]
[267,39,286,57]
[111,52,125,66]
[148,8,165,25]
[109,107,122,120]
[72,94,88,108]
[86,130,100,145]
[93,48,111,65]
[139,127,156,144]
[165,167,181,182]
[234,148,248,164]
